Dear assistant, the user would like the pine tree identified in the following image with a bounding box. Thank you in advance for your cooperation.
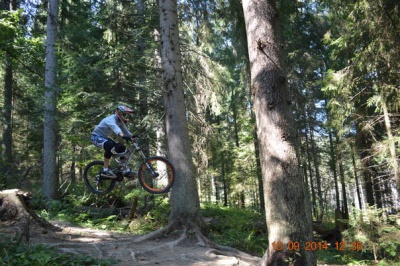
[242,0,316,264]
[43,0,59,200]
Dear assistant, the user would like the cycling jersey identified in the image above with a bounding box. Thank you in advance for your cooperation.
[92,114,132,138]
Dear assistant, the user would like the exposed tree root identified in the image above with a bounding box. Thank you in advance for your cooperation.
[133,218,260,265]
[133,220,176,243]
[211,244,261,264]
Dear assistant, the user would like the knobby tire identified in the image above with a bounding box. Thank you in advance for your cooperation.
[138,156,175,194]
[83,160,116,194]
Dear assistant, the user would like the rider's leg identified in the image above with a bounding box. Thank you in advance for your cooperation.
[103,141,116,174]
[104,157,111,168]
[111,143,126,154]
[103,141,126,169]
[91,136,117,177]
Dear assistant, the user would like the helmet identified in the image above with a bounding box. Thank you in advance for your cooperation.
[115,105,133,123]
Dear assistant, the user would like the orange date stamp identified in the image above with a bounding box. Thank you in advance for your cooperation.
[271,241,363,251]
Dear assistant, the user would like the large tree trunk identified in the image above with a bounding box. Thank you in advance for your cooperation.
[2,55,13,179]
[137,0,149,154]
[242,0,316,265]
[1,0,16,185]
[43,0,59,200]
[159,0,203,229]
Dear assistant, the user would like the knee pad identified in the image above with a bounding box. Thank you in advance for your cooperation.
[103,140,123,159]
[111,143,126,154]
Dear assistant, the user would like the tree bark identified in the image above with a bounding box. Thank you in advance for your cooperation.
[338,149,349,220]
[159,0,203,228]
[43,0,59,200]
[328,129,341,211]
[1,0,16,185]
[222,158,228,206]
[242,0,316,265]
[305,127,317,219]
[2,55,13,179]
[253,121,265,214]
[310,125,323,221]
[0,189,60,231]
[356,129,375,206]
[351,145,363,210]
[137,0,150,156]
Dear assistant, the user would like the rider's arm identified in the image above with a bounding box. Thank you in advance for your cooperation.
[106,115,130,137]
[92,115,122,137]
[120,122,133,137]
[118,132,132,138]
[118,124,133,140]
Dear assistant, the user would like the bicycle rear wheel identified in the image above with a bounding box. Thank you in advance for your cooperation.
[138,156,175,194]
[83,160,116,194]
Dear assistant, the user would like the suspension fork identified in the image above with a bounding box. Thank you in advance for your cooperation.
[133,142,159,177]
[133,142,146,159]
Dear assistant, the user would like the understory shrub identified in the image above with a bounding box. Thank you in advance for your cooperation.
[200,203,267,256]
[343,207,400,263]
[0,233,116,266]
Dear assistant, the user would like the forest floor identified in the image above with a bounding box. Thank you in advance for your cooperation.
[0,189,261,265]
[1,220,354,266]
[0,189,351,266]
[1,220,261,266]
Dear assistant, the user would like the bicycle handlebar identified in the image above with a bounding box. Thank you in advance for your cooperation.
[123,134,140,143]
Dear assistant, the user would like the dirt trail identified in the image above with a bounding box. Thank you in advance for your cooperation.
[25,221,260,266]
[0,189,259,265]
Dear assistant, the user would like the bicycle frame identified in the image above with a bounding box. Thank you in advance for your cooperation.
[131,142,160,177]
[84,138,175,194]
[112,140,150,171]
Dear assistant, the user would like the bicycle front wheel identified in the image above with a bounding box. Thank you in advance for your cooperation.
[138,156,175,194]
[83,160,116,195]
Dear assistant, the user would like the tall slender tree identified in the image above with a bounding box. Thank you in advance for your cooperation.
[242,0,316,264]
[1,0,17,184]
[135,0,206,239]
[43,0,59,200]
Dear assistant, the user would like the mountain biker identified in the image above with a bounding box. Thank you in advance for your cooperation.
[91,105,137,178]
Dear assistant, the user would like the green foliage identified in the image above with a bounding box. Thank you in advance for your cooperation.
[32,191,171,234]
[316,248,373,265]
[343,207,400,263]
[128,198,171,234]
[201,204,267,256]
[322,0,400,141]
[1,0,399,264]
[0,9,22,51]
[200,205,396,264]
[0,234,116,265]
[22,195,400,265]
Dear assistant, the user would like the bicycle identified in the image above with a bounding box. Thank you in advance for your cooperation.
[83,137,175,195]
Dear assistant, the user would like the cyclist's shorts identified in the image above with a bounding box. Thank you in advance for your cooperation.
[91,134,109,148]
